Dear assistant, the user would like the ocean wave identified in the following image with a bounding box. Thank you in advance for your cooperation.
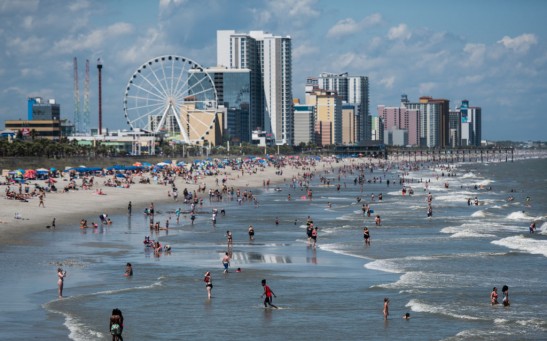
[364,259,403,273]
[450,231,496,238]
[406,299,483,320]
[42,307,104,341]
[538,222,547,235]
[375,271,458,289]
[471,210,487,218]
[319,243,371,260]
[491,235,547,257]
[461,172,479,179]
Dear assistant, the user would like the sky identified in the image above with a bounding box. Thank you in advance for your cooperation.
[1,0,546,141]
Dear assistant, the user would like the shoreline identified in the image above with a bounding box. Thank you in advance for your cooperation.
[0,157,359,244]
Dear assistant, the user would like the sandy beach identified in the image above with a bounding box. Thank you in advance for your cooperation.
[0,157,355,244]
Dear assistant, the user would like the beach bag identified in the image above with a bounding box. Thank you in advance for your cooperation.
[111,323,121,335]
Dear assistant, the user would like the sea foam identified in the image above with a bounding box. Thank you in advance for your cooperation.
[491,235,547,257]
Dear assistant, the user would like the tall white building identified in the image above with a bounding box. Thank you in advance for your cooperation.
[217,30,293,145]
[316,73,370,143]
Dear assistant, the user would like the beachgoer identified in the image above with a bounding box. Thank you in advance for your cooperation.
[375,215,381,226]
[204,271,213,299]
[363,227,370,246]
[222,252,230,273]
[52,217,56,229]
[39,193,45,207]
[248,225,255,240]
[127,201,132,215]
[226,231,233,247]
[109,308,124,341]
[403,312,410,320]
[57,268,66,298]
[307,224,313,244]
[236,268,242,272]
[261,279,278,309]
[529,222,536,234]
[383,298,389,319]
[502,285,510,306]
[191,213,196,224]
[311,227,318,248]
[124,263,133,277]
[491,287,499,305]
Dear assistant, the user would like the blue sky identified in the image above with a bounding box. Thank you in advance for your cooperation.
[1,0,546,141]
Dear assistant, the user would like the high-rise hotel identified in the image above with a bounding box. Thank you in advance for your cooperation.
[217,30,293,145]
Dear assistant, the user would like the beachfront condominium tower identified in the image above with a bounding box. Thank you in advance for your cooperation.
[402,95,450,148]
[190,67,252,143]
[377,102,420,146]
[459,100,482,147]
[316,73,370,143]
[217,30,293,145]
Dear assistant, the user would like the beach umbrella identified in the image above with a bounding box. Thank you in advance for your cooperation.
[142,162,152,167]
[24,169,37,179]
[133,162,142,167]
[36,168,49,172]
[50,167,57,172]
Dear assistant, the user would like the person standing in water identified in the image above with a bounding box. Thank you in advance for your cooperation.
[248,225,255,240]
[222,252,230,273]
[491,287,499,305]
[57,268,66,298]
[502,285,510,306]
[383,298,390,319]
[261,279,278,309]
[204,271,213,299]
[109,308,124,341]
[363,227,371,246]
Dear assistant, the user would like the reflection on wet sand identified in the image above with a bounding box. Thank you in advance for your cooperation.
[229,251,292,264]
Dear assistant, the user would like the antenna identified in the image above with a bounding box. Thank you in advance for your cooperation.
[97,58,103,135]
[73,57,80,133]
[83,59,90,133]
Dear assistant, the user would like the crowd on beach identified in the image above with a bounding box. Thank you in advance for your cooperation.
[2,153,541,338]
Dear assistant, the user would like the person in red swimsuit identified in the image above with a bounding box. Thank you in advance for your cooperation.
[261,279,278,309]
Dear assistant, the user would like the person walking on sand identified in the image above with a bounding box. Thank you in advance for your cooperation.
[383,297,389,319]
[39,193,45,207]
[204,271,213,299]
[127,201,132,215]
[57,268,66,298]
[261,279,278,309]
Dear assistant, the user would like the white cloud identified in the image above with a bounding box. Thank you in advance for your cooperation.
[388,23,411,41]
[0,0,39,13]
[457,75,484,86]
[269,0,320,18]
[53,22,134,54]
[68,0,90,12]
[293,43,319,60]
[6,35,46,55]
[22,16,33,30]
[326,13,382,38]
[497,33,537,52]
[462,43,486,67]
[380,76,395,89]
[419,82,436,94]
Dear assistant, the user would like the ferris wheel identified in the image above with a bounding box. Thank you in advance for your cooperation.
[123,55,218,144]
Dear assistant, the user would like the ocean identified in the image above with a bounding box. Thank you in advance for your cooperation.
[0,157,545,340]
